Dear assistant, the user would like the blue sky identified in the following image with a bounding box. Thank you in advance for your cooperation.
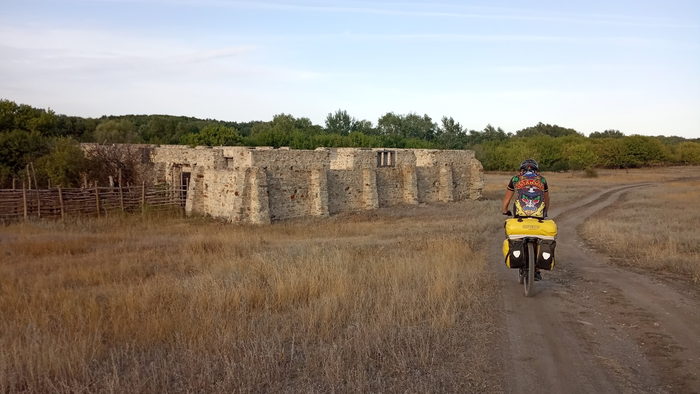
[1,0,698,138]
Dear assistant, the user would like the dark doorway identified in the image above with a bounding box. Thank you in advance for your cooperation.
[181,172,191,205]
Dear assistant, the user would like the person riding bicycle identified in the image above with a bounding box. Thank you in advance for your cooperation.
[501,158,550,280]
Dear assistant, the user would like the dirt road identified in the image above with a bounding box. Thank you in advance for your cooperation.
[493,184,700,394]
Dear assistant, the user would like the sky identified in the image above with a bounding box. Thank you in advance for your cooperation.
[1,0,699,138]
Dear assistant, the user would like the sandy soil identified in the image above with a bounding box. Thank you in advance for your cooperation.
[493,184,700,394]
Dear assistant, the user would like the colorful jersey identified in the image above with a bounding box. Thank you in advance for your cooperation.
[507,171,548,219]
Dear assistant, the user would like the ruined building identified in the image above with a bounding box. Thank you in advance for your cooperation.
[90,145,484,223]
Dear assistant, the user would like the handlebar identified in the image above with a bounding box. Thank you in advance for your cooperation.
[502,211,549,219]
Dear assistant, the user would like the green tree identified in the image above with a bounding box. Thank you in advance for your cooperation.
[0,99,19,131]
[482,124,510,142]
[589,129,624,139]
[595,138,627,168]
[524,135,566,171]
[562,139,598,171]
[516,122,580,138]
[36,137,86,187]
[0,130,50,186]
[403,113,437,140]
[466,124,510,146]
[94,119,139,143]
[325,109,355,136]
[377,112,402,136]
[244,114,322,148]
[55,115,100,140]
[139,116,182,144]
[0,99,58,136]
[27,109,58,135]
[622,135,669,166]
[675,142,700,164]
[438,116,466,149]
[377,112,436,140]
[181,125,242,147]
[354,119,377,135]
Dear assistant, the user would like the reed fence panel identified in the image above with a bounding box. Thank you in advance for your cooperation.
[0,185,186,222]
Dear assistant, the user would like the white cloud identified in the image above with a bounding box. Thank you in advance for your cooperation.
[0,24,329,87]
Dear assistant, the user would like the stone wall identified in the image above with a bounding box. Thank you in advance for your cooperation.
[85,144,483,223]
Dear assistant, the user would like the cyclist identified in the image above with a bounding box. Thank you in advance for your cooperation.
[501,158,550,280]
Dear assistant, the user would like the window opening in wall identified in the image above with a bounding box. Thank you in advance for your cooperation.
[377,150,395,167]
[145,149,155,164]
[225,157,234,169]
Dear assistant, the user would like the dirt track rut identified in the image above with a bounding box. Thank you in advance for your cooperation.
[493,184,700,394]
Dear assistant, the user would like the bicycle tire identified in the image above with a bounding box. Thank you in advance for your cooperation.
[524,242,535,297]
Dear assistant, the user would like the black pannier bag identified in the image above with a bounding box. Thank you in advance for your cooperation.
[536,239,556,270]
[505,239,527,268]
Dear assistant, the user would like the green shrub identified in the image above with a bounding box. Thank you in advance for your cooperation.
[35,137,87,187]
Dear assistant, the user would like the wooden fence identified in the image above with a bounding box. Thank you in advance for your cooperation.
[0,183,186,223]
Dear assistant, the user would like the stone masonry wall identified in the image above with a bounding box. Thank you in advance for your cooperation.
[87,144,483,223]
[327,170,367,214]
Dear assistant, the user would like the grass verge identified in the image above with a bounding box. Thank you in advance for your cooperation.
[580,179,700,283]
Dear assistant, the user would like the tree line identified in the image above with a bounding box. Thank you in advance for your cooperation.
[1,99,699,188]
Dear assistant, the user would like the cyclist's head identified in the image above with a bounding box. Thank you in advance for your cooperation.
[520,158,539,172]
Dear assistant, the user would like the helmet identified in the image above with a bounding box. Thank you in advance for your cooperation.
[520,158,539,171]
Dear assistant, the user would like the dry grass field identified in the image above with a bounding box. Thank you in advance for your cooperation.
[0,201,504,393]
[580,176,700,283]
[1,166,697,393]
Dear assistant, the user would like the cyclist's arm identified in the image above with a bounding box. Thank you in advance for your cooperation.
[502,189,514,214]
[543,177,550,216]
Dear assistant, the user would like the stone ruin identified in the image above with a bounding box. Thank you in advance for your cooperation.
[87,145,484,224]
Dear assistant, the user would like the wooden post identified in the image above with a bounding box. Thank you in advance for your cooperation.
[141,181,146,215]
[12,177,16,190]
[170,169,174,203]
[30,162,39,190]
[30,163,40,218]
[118,169,124,212]
[26,165,31,190]
[95,181,101,218]
[58,186,65,221]
[22,182,28,221]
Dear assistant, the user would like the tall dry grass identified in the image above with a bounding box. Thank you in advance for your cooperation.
[580,179,700,283]
[0,201,503,393]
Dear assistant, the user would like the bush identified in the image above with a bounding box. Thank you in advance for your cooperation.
[583,167,599,178]
[85,144,150,186]
[675,142,700,165]
[36,137,87,187]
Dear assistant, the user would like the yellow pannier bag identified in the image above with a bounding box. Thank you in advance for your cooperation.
[505,218,557,239]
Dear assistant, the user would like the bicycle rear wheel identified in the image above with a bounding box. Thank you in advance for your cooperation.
[524,242,536,297]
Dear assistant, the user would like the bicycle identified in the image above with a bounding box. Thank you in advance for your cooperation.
[502,211,557,297]
[516,236,538,296]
